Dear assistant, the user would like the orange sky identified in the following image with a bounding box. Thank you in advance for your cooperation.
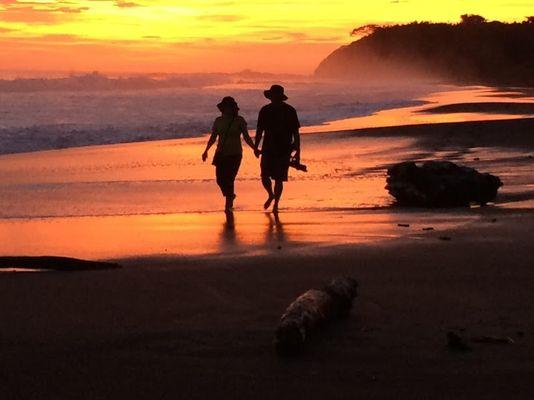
[1,0,532,75]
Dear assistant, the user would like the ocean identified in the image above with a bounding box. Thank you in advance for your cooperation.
[0,75,436,155]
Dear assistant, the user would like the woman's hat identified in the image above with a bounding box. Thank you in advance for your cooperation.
[264,84,288,101]
[217,96,239,112]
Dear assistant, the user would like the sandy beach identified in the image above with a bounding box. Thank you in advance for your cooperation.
[1,210,533,399]
[1,88,534,399]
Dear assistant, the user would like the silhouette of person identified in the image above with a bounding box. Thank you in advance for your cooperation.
[255,85,301,213]
[202,97,258,211]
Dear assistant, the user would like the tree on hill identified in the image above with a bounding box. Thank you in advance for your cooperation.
[315,15,534,85]
[460,14,487,24]
[350,24,381,38]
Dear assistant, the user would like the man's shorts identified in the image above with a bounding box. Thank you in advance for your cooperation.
[260,153,290,181]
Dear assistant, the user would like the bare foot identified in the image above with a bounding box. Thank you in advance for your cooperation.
[263,195,274,210]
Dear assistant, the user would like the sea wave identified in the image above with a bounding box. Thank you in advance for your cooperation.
[0,78,437,155]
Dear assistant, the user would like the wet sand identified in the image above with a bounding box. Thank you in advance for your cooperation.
[1,92,534,398]
[1,118,533,259]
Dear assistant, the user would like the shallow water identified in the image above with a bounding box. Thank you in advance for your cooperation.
[0,130,532,259]
[0,134,415,218]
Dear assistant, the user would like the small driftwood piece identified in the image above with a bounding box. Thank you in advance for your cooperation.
[471,336,514,345]
[0,256,121,271]
[274,277,358,355]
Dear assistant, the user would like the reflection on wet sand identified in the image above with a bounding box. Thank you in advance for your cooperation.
[219,210,238,250]
[219,210,289,253]
[0,209,483,259]
[264,212,287,249]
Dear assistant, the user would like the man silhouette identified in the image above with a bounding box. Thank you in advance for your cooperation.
[255,85,301,213]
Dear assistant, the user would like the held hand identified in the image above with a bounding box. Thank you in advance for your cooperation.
[202,151,208,162]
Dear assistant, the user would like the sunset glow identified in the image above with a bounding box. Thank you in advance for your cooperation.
[1,0,532,74]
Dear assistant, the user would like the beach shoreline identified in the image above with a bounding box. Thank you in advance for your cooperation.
[1,116,533,259]
[1,99,534,398]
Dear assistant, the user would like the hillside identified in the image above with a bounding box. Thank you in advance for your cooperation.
[315,17,534,85]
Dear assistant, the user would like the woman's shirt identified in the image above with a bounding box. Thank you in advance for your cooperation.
[212,115,247,156]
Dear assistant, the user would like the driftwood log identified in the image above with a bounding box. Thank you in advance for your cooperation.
[274,277,358,355]
[386,160,503,207]
[0,256,121,271]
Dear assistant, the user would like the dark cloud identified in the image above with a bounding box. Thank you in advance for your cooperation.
[0,1,90,23]
[56,6,90,13]
[115,1,141,8]
[86,1,143,9]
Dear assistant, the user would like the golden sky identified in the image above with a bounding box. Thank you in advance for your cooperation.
[1,0,532,74]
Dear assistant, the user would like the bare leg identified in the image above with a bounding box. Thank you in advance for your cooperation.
[273,179,283,213]
[225,195,234,211]
[262,177,275,209]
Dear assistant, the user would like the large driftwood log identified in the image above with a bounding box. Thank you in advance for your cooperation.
[386,160,503,207]
[274,277,358,355]
[0,256,121,271]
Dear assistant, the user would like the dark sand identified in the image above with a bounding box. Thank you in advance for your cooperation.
[421,102,534,115]
[345,117,534,150]
[1,212,533,399]
[1,117,534,399]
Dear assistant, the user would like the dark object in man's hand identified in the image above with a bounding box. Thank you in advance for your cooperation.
[289,157,307,172]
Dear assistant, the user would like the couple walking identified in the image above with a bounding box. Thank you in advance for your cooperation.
[202,84,301,213]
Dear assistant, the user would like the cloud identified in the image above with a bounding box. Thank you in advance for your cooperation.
[115,1,140,8]
[87,0,142,8]
[256,29,342,43]
[55,6,90,13]
[0,1,90,24]
[0,32,155,48]
[196,14,243,22]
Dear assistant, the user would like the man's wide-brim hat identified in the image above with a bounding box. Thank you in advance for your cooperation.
[264,84,288,101]
[217,96,239,112]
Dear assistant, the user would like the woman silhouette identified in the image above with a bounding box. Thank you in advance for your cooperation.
[202,97,257,211]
